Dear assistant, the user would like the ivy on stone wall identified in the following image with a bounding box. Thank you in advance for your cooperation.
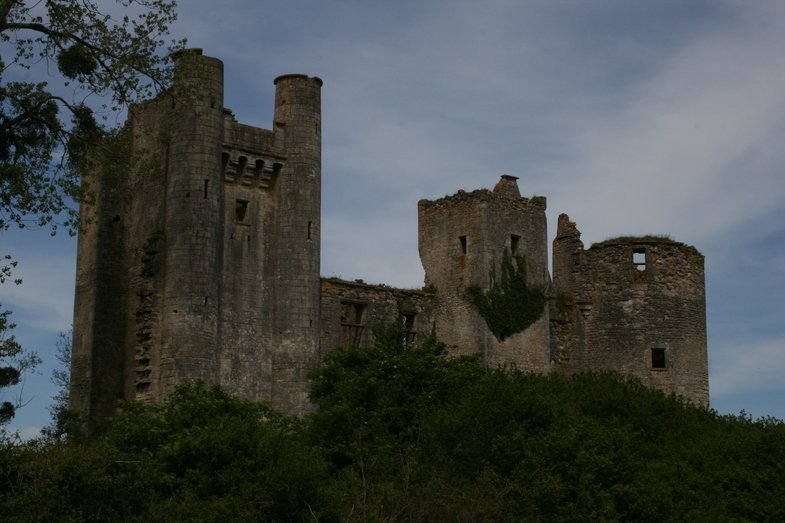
[468,249,546,341]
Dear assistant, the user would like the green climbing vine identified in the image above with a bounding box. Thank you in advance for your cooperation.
[468,249,546,341]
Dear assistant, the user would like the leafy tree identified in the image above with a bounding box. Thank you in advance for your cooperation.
[308,322,486,520]
[0,254,35,425]
[0,0,183,233]
[40,330,73,440]
[2,382,328,521]
[0,0,183,424]
[0,306,39,425]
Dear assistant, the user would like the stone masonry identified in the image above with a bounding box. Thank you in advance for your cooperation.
[70,51,709,429]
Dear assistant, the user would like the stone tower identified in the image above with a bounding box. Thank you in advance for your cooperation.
[263,73,323,413]
[70,50,322,429]
[418,175,551,369]
[551,214,709,404]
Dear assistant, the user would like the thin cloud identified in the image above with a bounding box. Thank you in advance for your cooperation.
[711,338,785,398]
[545,4,785,247]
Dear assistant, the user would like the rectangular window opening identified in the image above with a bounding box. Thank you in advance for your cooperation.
[510,234,521,255]
[459,235,467,255]
[340,302,367,347]
[402,313,416,350]
[633,249,647,271]
[307,220,312,240]
[203,179,209,199]
[235,199,249,223]
[651,347,666,369]
[633,248,648,283]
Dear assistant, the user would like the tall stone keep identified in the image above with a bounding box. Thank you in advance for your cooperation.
[418,175,551,369]
[70,50,323,429]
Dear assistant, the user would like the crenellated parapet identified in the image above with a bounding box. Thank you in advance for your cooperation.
[221,149,284,189]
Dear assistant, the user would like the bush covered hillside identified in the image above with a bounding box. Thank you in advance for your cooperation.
[2,329,784,521]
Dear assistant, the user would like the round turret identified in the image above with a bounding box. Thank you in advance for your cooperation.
[583,237,708,404]
[159,50,226,396]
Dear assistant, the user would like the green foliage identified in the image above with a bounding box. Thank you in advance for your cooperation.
[0,0,183,233]
[468,249,547,340]
[0,0,181,425]
[0,305,39,425]
[2,346,784,521]
[41,331,75,441]
[1,382,327,521]
[308,324,485,520]
[309,333,785,520]
[56,43,97,79]
[599,234,673,244]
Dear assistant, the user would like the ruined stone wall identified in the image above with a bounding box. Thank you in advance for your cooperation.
[120,96,171,405]
[418,176,550,370]
[550,214,589,375]
[551,214,709,405]
[70,127,133,428]
[71,90,175,428]
[320,278,435,351]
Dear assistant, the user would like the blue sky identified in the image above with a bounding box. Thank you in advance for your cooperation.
[4,0,785,436]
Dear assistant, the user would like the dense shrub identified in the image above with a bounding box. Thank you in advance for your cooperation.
[2,336,784,521]
[1,383,327,522]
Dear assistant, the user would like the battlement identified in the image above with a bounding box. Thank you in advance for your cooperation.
[419,176,546,215]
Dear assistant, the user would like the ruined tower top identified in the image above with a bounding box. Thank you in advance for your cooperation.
[493,174,522,199]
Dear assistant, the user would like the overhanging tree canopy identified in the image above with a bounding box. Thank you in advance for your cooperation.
[0,0,183,233]
[0,0,183,424]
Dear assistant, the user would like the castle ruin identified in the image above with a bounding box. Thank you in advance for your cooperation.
[70,51,708,428]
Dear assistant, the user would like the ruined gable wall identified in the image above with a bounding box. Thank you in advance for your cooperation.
[418,176,550,370]
[320,278,436,351]
[549,214,588,375]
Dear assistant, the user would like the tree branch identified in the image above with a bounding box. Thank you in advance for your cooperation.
[3,20,169,99]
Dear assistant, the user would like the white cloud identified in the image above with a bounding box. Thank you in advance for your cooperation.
[2,241,75,333]
[544,2,785,248]
[711,338,785,398]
